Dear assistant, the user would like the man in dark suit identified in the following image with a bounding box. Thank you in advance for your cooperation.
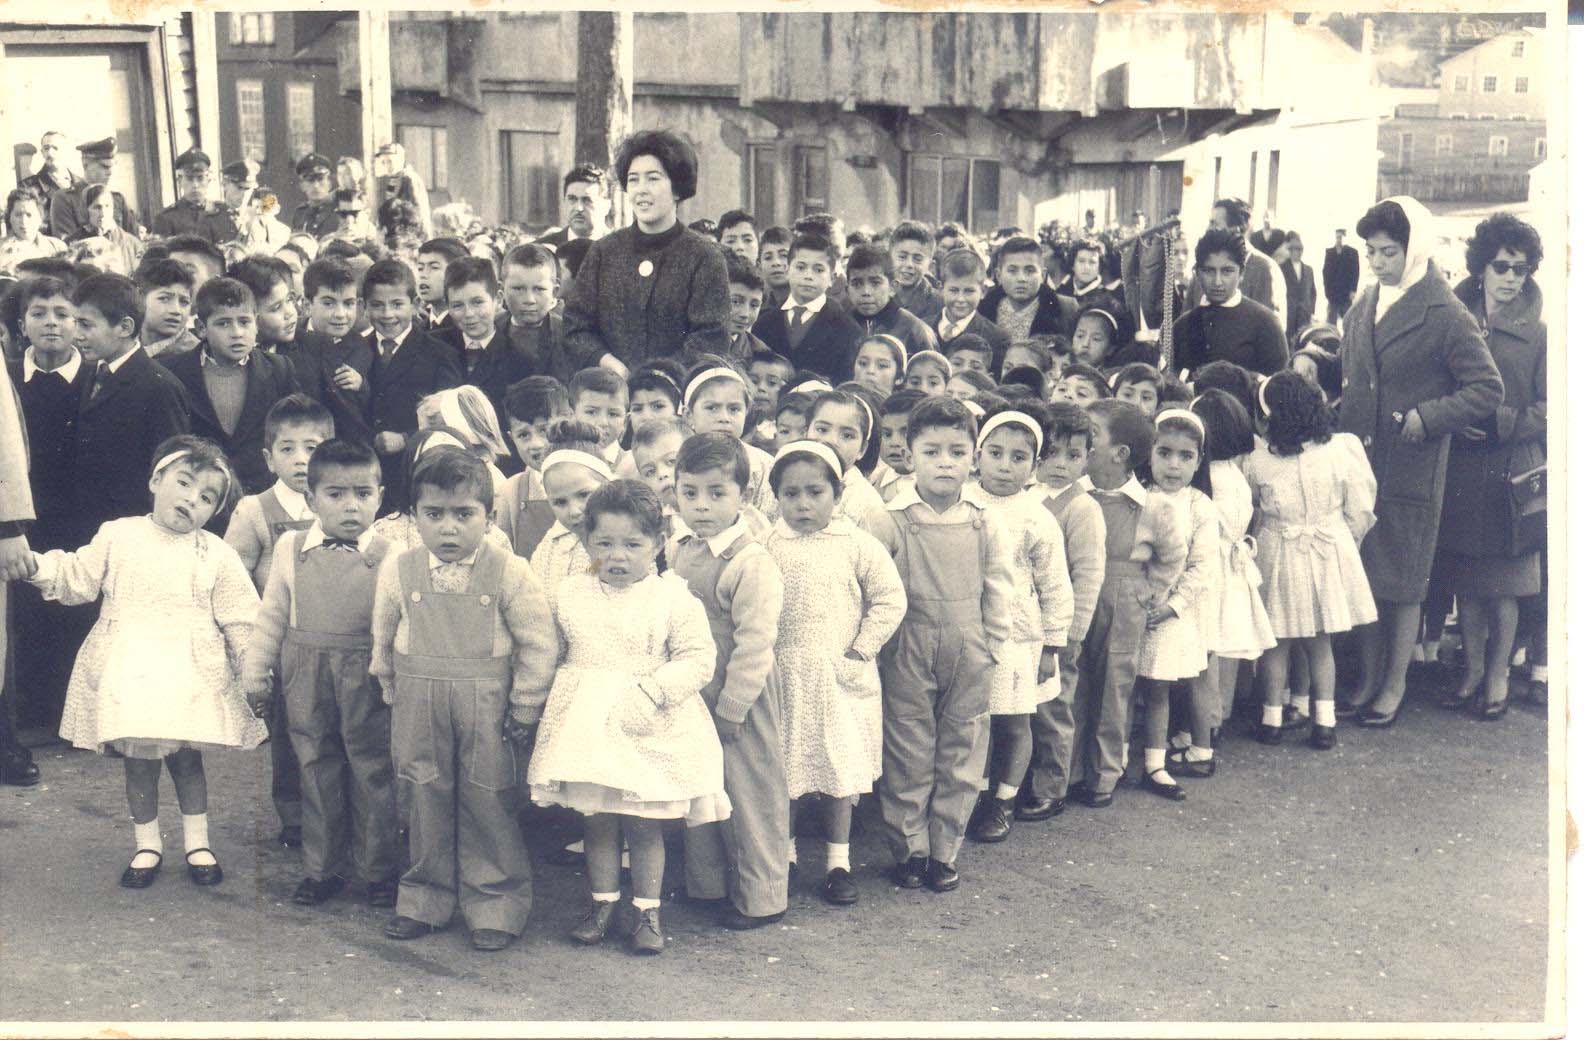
[50,138,140,242]
[751,233,862,384]
[18,131,77,238]
[536,163,613,252]
[1249,211,1287,257]
[1280,232,1319,342]
[1323,228,1361,325]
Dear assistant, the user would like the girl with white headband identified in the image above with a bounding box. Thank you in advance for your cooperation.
[417,385,511,504]
[1133,408,1221,803]
[764,440,905,908]
[960,406,1074,845]
[806,388,889,537]
[681,361,779,516]
[28,435,263,890]
[529,419,615,595]
[851,334,907,399]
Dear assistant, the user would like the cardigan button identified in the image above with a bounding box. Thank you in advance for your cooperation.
[1362,435,1372,447]
[410,591,422,603]
[638,260,654,278]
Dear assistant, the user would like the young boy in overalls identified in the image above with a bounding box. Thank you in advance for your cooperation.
[670,433,788,930]
[874,395,1015,893]
[242,438,399,908]
[225,393,335,848]
[370,448,555,952]
[1063,400,1185,809]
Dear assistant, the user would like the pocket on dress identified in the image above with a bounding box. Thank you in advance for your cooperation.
[835,655,879,699]
[392,678,439,785]
[617,682,660,739]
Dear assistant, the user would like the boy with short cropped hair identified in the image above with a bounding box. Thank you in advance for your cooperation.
[497,375,569,559]
[718,210,759,266]
[501,243,573,386]
[242,437,400,910]
[296,256,375,445]
[414,237,469,343]
[164,235,226,292]
[876,388,924,493]
[567,365,629,469]
[725,254,769,363]
[944,334,995,378]
[751,233,862,385]
[888,221,943,326]
[445,255,533,427]
[873,395,1015,893]
[135,257,199,358]
[937,249,1011,375]
[979,235,1079,344]
[371,448,556,952]
[756,226,792,314]
[846,242,938,358]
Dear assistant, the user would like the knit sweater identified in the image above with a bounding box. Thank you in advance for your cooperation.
[669,529,783,725]
[1039,482,1107,645]
[563,222,731,369]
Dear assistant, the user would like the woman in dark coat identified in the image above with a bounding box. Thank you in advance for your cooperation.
[562,130,730,374]
[1336,196,1504,726]
[1434,214,1546,720]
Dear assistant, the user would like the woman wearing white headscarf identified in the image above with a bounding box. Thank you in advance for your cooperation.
[1336,196,1503,726]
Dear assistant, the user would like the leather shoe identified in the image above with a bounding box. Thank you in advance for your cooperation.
[470,928,515,952]
[890,855,927,889]
[1165,749,1215,778]
[821,867,859,905]
[186,849,224,886]
[383,915,439,940]
[1081,787,1113,809]
[721,907,784,930]
[1254,723,1283,745]
[278,825,303,849]
[629,907,665,955]
[1142,769,1187,802]
[367,879,399,908]
[119,850,163,889]
[1355,705,1400,728]
[925,858,959,892]
[0,749,40,787]
[1014,796,1064,821]
[569,899,620,945]
[1308,725,1337,750]
[968,797,1014,843]
[1476,697,1509,722]
[292,875,345,905]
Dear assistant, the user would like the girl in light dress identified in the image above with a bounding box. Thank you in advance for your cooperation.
[961,405,1073,844]
[679,359,777,516]
[371,427,513,552]
[527,480,726,955]
[29,436,263,889]
[529,419,614,592]
[1245,371,1378,750]
[765,441,905,906]
[806,388,889,537]
[1134,410,1221,802]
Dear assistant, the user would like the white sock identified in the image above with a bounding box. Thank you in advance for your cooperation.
[1291,696,1310,718]
[1262,704,1284,727]
[1169,730,1192,751]
[1185,745,1214,762]
[826,842,850,873]
[787,843,798,865]
[993,782,1019,801]
[590,890,620,903]
[182,813,215,866]
[564,839,584,854]
[1530,664,1548,683]
[1143,747,1166,773]
[1313,700,1337,727]
[631,896,660,911]
[132,818,162,868]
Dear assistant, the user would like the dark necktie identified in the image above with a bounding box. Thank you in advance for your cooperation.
[379,337,397,362]
[321,537,360,551]
[790,305,807,329]
[89,362,109,399]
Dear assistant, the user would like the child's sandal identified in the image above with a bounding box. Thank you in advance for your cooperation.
[119,850,163,889]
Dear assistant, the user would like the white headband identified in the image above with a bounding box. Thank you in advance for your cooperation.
[772,439,843,486]
[1155,407,1206,439]
[153,449,231,500]
[861,334,907,369]
[977,410,1044,455]
[542,449,614,481]
[417,430,468,457]
[1257,375,1272,417]
[1079,307,1119,333]
[905,350,951,376]
[684,366,749,408]
[789,378,832,396]
[962,399,986,420]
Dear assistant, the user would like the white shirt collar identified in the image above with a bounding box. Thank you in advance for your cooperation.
[376,325,414,351]
[783,292,827,317]
[464,333,492,352]
[961,480,1017,507]
[22,346,81,384]
[202,347,250,368]
[1083,473,1148,508]
[103,346,142,375]
[271,480,313,520]
[938,311,973,340]
[300,520,377,552]
[428,547,481,570]
[1198,289,1244,309]
[699,513,754,557]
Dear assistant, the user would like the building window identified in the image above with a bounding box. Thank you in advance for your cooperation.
[1266,150,1280,213]
[1511,39,1525,58]
[793,145,827,217]
[745,143,777,228]
[906,154,1001,232]
[1488,136,1509,157]
[397,125,448,192]
[499,130,559,226]
[1481,76,1499,93]
[1212,156,1223,199]
[1514,77,1529,94]
[228,13,275,46]
[286,83,315,162]
[1398,132,1414,165]
[236,80,266,162]
[1453,74,1470,93]
[1435,134,1454,155]
[1480,113,1498,121]
[1535,137,1547,160]
[1449,112,1467,120]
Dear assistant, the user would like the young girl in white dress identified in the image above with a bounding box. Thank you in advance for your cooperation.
[1244,371,1378,750]
[680,360,777,517]
[961,405,1073,844]
[765,441,905,906]
[529,419,613,593]
[1134,410,1221,802]
[29,436,264,889]
[807,389,890,537]
[526,480,726,955]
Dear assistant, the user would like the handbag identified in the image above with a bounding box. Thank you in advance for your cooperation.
[1507,459,1546,556]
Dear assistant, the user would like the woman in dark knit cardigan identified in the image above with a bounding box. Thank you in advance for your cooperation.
[563,130,731,372]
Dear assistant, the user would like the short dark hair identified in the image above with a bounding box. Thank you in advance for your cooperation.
[676,431,750,489]
[1355,200,1412,250]
[906,393,977,446]
[13,276,73,325]
[1087,398,1155,479]
[769,444,841,496]
[941,248,986,282]
[993,235,1043,271]
[504,242,557,276]
[264,393,334,446]
[880,387,927,418]
[360,258,416,300]
[889,221,933,249]
[583,478,666,542]
[1190,388,1255,462]
[194,276,254,321]
[320,239,362,261]
[793,212,845,249]
[717,209,755,236]
[306,437,381,490]
[1068,237,1105,264]
[614,129,699,202]
[789,233,837,267]
[1060,361,1111,399]
[504,375,569,425]
[949,368,996,395]
[999,366,1046,397]
[688,218,718,238]
[303,257,358,300]
[758,226,792,250]
[1465,212,1543,279]
[165,235,226,272]
[725,252,765,293]
[1003,339,1055,374]
[16,257,89,287]
[1191,360,1258,421]
[628,358,686,406]
[444,255,499,297]
[1042,400,1095,453]
[134,257,196,295]
[417,237,469,264]
[632,416,692,452]
[946,334,994,366]
[1261,369,1334,457]
[562,163,607,194]
[774,390,817,423]
[1212,197,1252,231]
[845,242,893,280]
[411,445,493,513]
[1112,362,1164,395]
[227,255,291,305]
[1195,228,1248,270]
[149,434,241,515]
[569,366,626,404]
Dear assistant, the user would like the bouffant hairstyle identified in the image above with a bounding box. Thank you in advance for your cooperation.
[614,129,699,202]
[1465,212,1543,279]
[1356,200,1412,250]
[1194,227,1248,270]
[1261,369,1334,457]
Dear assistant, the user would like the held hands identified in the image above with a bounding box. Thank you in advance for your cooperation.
[1146,602,1178,629]
[1037,647,1059,685]
[242,673,273,718]
[374,432,407,455]
[332,364,364,392]
[0,537,36,582]
[1400,408,1427,444]
[504,718,538,749]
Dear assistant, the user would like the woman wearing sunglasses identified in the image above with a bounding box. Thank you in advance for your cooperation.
[1432,214,1547,721]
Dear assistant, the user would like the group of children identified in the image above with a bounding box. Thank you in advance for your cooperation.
[3,206,1385,961]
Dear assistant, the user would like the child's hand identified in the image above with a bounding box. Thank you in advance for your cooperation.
[371,677,392,706]
[374,431,406,455]
[1037,647,1059,684]
[1146,603,1178,628]
[714,715,742,745]
[504,718,538,749]
[332,364,364,392]
[242,675,272,717]
[1057,642,1081,670]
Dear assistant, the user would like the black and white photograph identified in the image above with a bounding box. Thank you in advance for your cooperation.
[0,2,1568,1034]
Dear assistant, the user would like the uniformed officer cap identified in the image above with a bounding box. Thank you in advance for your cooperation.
[77,137,117,160]
[295,153,333,177]
[222,160,258,185]
[174,148,212,173]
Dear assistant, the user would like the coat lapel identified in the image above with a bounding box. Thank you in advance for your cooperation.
[1372,278,1432,362]
[173,351,221,431]
[80,348,145,415]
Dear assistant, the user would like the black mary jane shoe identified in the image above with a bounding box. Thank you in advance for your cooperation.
[186,848,224,886]
[119,850,164,889]
[1014,796,1064,822]
[821,867,859,906]
[1142,768,1187,802]
[1308,725,1337,750]
[1475,697,1510,722]
[1254,723,1283,746]
[1354,704,1400,729]
[1165,748,1216,779]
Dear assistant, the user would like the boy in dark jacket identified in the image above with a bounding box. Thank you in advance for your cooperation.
[751,232,862,384]
[846,242,938,358]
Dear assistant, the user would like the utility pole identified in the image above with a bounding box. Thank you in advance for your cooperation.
[574,11,633,224]
[358,10,394,205]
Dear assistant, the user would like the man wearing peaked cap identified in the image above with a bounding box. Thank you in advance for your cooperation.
[151,148,230,244]
[290,152,339,239]
[213,160,258,245]
[18,131,77,237]
[49,137,141,242]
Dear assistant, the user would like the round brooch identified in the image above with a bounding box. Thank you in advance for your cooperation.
[638,259,654,278]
